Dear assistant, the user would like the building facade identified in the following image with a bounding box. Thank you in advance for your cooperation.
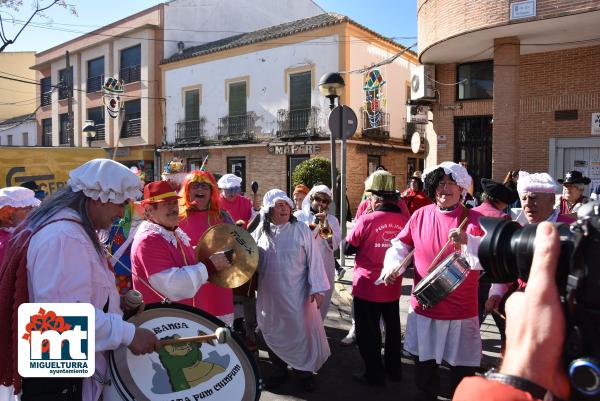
[417,0,600,191]
[0,113,36,147]
[160,13,421,210]
[0,52,36,121]
[30,0,323,178]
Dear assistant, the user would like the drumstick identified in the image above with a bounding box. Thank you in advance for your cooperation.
[159,327,229,347]
[426,217,469,273]
[375,249,415,286]
[491,309,506,320]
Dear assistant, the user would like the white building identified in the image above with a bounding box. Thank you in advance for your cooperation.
[0,113,37,146]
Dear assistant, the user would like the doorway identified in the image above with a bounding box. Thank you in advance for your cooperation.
[287,155,310,195]
[454,116,492,194]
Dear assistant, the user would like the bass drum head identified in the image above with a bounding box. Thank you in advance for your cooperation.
[104,303,261,401]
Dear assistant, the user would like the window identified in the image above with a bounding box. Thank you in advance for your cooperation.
[289,71,311,111]
[7,135,13,146]
[87,57,104,93]
[121,99,141,137]
[22,132,28,146]
[184,89,200,121]
[457,61,493,100]
[42,118,52,146]
[120,45,141,84]
[59,113,70,144]
[87,107,105,140]
[58,67,73,100]
[227,157,246,193]
[41,77,52,106]
[228,82,246,117]
[367,155,381,176]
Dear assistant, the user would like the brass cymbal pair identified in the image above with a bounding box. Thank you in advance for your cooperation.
[195,224,259,289]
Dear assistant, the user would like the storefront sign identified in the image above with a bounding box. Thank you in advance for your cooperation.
[510,0,536,20]
[267,144,320,155]
[407,105,429,124]
[592,113,600,136]
[356,145,387,155]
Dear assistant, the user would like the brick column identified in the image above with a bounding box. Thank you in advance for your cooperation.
[492,37,520,180]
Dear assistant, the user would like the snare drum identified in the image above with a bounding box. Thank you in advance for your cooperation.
[103,303,261,401]
[413,252,471,309]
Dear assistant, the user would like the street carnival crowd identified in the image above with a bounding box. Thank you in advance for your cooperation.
[0,157,588,401]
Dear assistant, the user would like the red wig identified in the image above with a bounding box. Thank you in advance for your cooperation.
[178,170,222,223]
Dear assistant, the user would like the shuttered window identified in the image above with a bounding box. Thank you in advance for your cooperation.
[289,71,311,111]
[228,82,246,117]
[184,89,200,121]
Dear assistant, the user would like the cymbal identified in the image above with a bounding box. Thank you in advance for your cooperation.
[195,224,259,289]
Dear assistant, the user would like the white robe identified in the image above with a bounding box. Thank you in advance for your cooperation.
[252,221,331,372]
[294,208,341,320]
[24,209,135,401]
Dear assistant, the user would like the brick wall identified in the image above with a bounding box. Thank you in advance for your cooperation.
[418,0,600,53]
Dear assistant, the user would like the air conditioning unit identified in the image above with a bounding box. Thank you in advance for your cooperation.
[410,65,436,100]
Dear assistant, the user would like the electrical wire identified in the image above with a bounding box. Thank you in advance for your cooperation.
[343,42,418,74]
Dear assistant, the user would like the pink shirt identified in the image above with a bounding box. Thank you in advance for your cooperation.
[396,204,483,320]
[219,195,253,228]
[0,229,11,266]
[178,210,234,317]
[131,229,198,305]
[346,208,408,302]
[472,201,510,221]
[355,198,410,221]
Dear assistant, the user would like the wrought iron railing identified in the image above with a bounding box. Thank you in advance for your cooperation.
[87,75,104,93]
[58,83,72,100]
[276,107,324,139]
[361,111,390,140]
[41,91,52,107]
[121,114,141,138]
[119,65,141,84]
[217,113,256,142]
[175,119,206,144]
[94,123,105,140]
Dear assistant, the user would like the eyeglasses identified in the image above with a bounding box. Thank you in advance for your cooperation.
[313,196,331,205]
[189,183,211,190]
[436,181,459,190]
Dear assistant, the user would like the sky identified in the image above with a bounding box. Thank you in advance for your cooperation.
[0,0,418,53]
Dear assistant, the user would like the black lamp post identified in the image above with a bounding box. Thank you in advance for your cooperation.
[82,121,96,147]
[318,72,345,196]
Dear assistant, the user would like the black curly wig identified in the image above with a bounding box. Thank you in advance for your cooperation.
[424,167,457,200]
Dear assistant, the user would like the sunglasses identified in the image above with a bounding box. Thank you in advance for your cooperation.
[189,183,211,190]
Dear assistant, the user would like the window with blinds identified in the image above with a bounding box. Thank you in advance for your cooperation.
[228,82,246,117]
[289,71,311,111]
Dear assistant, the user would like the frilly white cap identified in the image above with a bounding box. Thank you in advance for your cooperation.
[301,184,332,214]
[68,159,143,204]
[217,173,242,189]
[423,161,472,197]
[517,171,560,194]
[260,189,294,214]
[0,187,41,209]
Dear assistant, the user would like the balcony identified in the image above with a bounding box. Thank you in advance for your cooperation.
[217,113,256,143]
[95,124,105,141]
[276,107,325,140]
[119,65,141,84]
[361,111,390,140]
[120,114,141,138]
[175,119,205,145]
[87,75,104,93]
[58,84,72,100]
[41,91,52,107]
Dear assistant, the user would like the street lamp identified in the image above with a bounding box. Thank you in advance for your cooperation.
[318,72,345,197]
[82,120,96,147]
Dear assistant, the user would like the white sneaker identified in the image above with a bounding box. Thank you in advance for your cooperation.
[340,327,356,346]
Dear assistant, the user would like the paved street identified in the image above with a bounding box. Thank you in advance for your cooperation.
[257,255,502,401]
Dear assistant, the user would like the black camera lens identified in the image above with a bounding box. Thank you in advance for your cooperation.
[478,217,573,284]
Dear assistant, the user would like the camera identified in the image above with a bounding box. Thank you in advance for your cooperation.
[478,201,600,400]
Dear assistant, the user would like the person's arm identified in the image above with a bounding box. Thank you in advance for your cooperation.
[304,227,330,296]
[453,223,570,401]
[327,214,341,252]
[136,234,209,301]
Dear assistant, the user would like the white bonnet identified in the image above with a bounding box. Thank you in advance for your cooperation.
[260,189,294,214]
[301,184,332,214]
[0,187,41,209]
[68,159,143,204]
[517,171,560,194]
[423,161,472,198]
[217,174,242,189]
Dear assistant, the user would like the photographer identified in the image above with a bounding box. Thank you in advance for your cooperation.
[453,222,570,401]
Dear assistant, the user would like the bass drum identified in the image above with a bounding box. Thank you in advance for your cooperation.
[103,303,261,401]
